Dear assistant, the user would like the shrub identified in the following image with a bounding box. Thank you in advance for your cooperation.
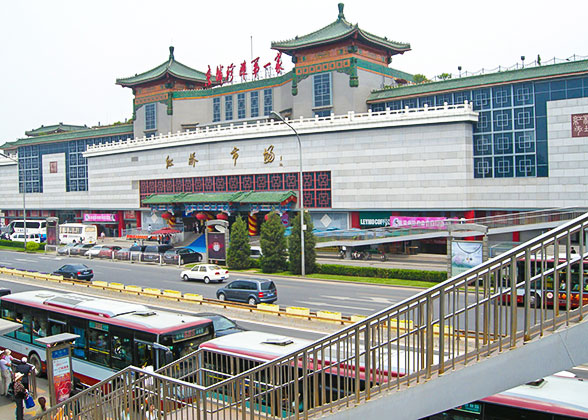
[25,242,40,252]
[316,264,447,282]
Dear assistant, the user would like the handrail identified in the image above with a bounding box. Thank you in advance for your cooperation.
[36,212,588,420]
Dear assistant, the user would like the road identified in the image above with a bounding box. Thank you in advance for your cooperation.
[0,250,420,317]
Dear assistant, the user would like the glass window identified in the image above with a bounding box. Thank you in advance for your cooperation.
[111,330,133,370]
[474,157,493,178]
[315,110,331,118]
[475,111,491,133]
[514,107,534,130]
[213,97,220,122]
[225,95,233,120]
[70,319,87,360]
[237,93,246,119]
[454,91,471,105]
[145,103,156,131]
[513,83,533,106]
[492,86,512,108]
[313,73,332,108]
[516,154,536,177]
[493,133,513,154]
[493,110,512,131]
[515,132,535,153]
[88,327,109,367]
[263,89,273,116]
[494,156,514,178]
[472,88,491,110]
[473,135,492,156]
[250,91,259,118]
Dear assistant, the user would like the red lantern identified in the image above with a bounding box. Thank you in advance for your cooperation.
[161,212,172,220]
[196,212,207,221]
[216,213,228,220]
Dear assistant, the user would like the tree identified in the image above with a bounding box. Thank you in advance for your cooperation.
[413,74,429,84]
[260,213,288,273]
[288,212,317,275]
[226,217,250,269]
[437,73,452,80]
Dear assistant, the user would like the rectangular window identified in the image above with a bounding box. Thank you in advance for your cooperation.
[315,110,331,118]
[263,89,273,116]
[225,95,233,120]
[313,73,332,108]
[145,103,156,131]
[250,91,259,118]
[237,93,246,119]
[213,97,220,122]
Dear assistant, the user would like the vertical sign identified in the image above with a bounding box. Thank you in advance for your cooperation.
[51,348,72,404]
[572,113,588,138]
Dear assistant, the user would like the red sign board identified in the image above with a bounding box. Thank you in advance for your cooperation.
[572,113,588,138]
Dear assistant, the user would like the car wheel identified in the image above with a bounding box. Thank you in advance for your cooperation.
[182,274,190,282]
[218,293,226,301]
[28,352,43,377]
[204,277,210,284]
[248,297,257,306]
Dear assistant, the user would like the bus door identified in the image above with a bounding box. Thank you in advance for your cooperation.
[134,339,155,370]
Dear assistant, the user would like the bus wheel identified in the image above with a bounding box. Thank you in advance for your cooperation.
[28,352,43,377]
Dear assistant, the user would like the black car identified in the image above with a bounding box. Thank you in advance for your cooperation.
[216,279,277,305]
[162,248,202,265]
[142,244,174,262]
[52,264,94,281]
[193,312,246,337]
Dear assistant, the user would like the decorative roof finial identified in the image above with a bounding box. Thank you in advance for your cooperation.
[169,46,175,61]
[338,3,345,20]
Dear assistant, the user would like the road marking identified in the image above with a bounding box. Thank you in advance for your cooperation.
[297,300,374,311]
[15,258,36,262]
[322,295,397,304]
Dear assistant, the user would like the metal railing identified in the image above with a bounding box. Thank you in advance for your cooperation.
[36,212,588,420]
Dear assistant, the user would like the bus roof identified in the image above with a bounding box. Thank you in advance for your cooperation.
[200,331,313,362]
[2,290,211,334]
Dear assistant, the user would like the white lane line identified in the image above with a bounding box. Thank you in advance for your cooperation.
[322,295,397,304]
[14,258,36,262]
[297,300,374,311]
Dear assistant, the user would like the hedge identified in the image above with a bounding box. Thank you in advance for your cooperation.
[316,263,447,282]
[0,240,46,251]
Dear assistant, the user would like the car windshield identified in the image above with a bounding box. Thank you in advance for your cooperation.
[210,316,236,331]
[261,281,276,291]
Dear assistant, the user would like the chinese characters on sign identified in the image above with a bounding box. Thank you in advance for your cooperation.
[209,52,285,85]
[263,145,275,164]
[188,152,198,167]
[572,113,588,138]
[166,156,174,169]
[231,147,240,166]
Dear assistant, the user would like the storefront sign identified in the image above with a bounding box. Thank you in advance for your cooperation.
[390,216,447,229]
[123,211,136,220]
[359,212,391,227]
[572,113,588,138]
[83,213,118,223]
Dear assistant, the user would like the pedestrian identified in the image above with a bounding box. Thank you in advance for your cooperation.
[0,350,12,396]
[147,224,152,235]
[15,357,32,391]
[13,372,26,420]
[100,231,106,241]
[37,396,49,415]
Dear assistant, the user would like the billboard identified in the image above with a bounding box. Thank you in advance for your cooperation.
[451,241,483,276]
[207,232,226,261]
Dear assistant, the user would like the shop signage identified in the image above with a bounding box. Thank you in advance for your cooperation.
[390,216,447,229]
[83,213,118,223]
[123,211,136,220]
[359,212,391,227]
[572,113,588,138]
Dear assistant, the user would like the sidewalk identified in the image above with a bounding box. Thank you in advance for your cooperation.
[0,377,49,419]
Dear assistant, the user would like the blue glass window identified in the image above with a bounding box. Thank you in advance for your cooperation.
[472,88,491,110]
[213,98,220,122]
[514,107,534,130]
[475,111,491,133]
[237,93,246,119]
[225,95,233,120]
[494,156,514,178]
[516,155,536,177]
[263,89,272,116]
[492,86,512,108]
[493,110,512,131]
[145,103,156,130]
[313,73,332,108]
[403,98,417,108]
[250,91,259,118]
[435,93,453,106]
[387,101,402,110]
[493,133,513,154]
[454,91,471,105]
[514,132,535,153]
[418,96,434,107]
[473,135,492,156]
[513,83,533,106]
[474,157,493,178]
[315,110,331,118]
[371,103,385,112]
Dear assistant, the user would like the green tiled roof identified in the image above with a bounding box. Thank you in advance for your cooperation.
[25,123,87,137]
[271,4,409,56]
[142,191,297,205]
[367,59,588,103]
[1,124,133,150]
[116,46,207,87]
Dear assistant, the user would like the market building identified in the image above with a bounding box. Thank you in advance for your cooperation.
[1,4,587,251]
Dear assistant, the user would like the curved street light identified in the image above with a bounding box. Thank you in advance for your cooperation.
[269,111,305,276]
[0,151,27,250]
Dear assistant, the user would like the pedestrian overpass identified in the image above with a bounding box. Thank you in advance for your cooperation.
[38,212,588,420]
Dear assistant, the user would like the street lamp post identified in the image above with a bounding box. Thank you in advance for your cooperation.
[0,151,27,250]
[270,111,305,276]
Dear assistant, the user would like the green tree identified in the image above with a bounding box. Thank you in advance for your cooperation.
[437,72,452,80]
[413,74,429,84]
[288,212,317,275]
[226,217,250,269]
[260,213,288,273]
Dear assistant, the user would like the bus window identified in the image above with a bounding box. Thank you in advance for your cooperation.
[111,331,133,370]
[32,314,47,344]
[88,329,109,366]
[1,305,16,338]
[48,318,66,336]
[70,319,88,360]
[15,311,32,343]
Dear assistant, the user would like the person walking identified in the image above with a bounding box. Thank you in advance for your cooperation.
[14,357,32,391]
[13,372,27,420]
[0,350,11,396]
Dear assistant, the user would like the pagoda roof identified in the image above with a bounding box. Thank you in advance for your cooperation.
[271,3,410,57]
[25,123,87,137]
[116,46,207,87]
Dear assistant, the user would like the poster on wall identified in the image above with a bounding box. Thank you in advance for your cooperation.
[52,348,72,403]
[451,241,483,277]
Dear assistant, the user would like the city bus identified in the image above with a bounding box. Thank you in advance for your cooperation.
[7,220,47,241]
[0,290,215,386]
[58,223,98,244]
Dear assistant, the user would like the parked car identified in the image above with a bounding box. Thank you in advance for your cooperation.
[163,248,202,265]
[142,244,174,262]
[129,244,148,260]
[216,279,277,305]
[52,263,94,281]
[70,243,94,256]
[114,247,131,260]
[57,243,78,255]
[181,264,229,284]
[96,245,122,258]
[84,245,111,257]
[193,312,246,337]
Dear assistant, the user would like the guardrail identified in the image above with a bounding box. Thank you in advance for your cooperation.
[34,213,588,419]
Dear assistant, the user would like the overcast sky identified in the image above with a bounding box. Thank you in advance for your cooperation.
[1,0,586,143]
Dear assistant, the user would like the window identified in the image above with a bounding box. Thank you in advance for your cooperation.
[213,98,220,122]
[145,103,156,131]
[315,110,331,118]
[237,93,246,119]
[250,91,259,118]
[263,89,273,116]
[225,95,233,120]
[313,73,332,108]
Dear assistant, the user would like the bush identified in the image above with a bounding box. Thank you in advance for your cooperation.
[316,264,447,282]
[0,240,45,251]
[25,242,40,252]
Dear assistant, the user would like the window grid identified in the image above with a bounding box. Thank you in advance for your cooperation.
[145,103,156,130]
[225,96,233,121]
[213,98,220,122]
[263,89,272,116]
[250,91,259,118]
[237,93,246,119]
[313,73,332,108]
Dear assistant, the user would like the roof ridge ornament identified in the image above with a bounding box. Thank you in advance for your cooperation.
[338,3,345,20]
[169,46,175,61]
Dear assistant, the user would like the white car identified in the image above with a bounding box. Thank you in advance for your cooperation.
[181,264,229,284]
[84,245,110,257]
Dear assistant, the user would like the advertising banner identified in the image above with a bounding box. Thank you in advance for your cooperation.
[83,213,118,223]
[51,348,72,403]
[207,232,226,260]
[451,241,483,276]
[359,212,391,227]
[390,216,447,229]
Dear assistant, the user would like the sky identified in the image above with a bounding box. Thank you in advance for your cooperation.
[1,0,586,143]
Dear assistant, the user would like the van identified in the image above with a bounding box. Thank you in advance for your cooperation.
[10,233,41,243]
[142,244,174,262]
